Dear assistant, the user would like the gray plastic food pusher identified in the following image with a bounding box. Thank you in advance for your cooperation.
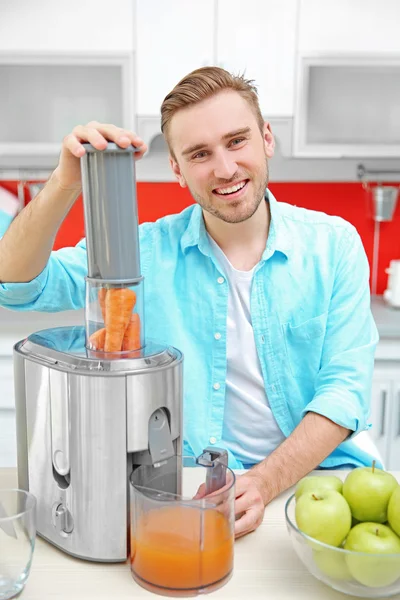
[81,142,140,282]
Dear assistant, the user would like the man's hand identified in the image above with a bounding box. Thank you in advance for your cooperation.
[234,470,269,538]
[55,121,148,191]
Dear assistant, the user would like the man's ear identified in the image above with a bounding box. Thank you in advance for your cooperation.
[263,122,275,158]
[169,156,187,188]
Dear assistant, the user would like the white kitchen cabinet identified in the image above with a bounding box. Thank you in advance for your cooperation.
[388,379,400,470]
[298,0,400,54]
[0,53,134,164]
[135,0,215,117]
[0,0,135,52]
[371,362,400,470]
[369,376,392,467]
[136,0,299,134]
[217,0,298,118]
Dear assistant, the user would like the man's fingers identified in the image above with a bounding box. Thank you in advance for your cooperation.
[64,123,147,157]
[234,507,262,538]
[193,482,206,500]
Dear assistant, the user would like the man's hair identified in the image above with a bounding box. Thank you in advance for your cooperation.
[160,66,264,158]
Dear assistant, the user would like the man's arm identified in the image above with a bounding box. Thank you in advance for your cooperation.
[0,123,146,284]
[0,171,80,282]
[255,412,349,500]
[233,413,349,537]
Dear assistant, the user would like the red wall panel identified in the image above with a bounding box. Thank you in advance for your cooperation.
[2,181,399,294]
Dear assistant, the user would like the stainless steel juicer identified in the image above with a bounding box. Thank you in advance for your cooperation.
[13,143,183,562]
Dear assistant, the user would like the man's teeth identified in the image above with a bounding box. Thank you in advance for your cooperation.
[215,181,246,195]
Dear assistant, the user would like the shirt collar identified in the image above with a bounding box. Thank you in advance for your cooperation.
[180,188,292,259]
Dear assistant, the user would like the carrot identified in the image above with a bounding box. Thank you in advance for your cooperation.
[88,327,106,350]
[98,288,107,322]
[104,288,136,352]
[122,313,141,351]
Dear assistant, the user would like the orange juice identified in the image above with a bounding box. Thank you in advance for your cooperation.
[131,504,233,591]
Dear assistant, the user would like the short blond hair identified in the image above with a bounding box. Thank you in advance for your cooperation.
[161,66,264,156]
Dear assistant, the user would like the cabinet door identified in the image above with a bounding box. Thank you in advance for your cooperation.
[0,54,134,162]
[369,377,392,468]
[217,0,298,117]
[299,0,400,54]
[0,0,134,52]
[136,0,215,116]
[388,381,400,470]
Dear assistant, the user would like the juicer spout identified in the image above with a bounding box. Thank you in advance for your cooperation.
[196,447,228,495]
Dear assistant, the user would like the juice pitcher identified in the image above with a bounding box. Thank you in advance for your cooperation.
[130,449,235,597]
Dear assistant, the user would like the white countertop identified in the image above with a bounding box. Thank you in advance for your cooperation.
[2,468,400,600]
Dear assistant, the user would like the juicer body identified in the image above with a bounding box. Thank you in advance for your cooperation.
[14,327,183,561]
[13,142,184,562]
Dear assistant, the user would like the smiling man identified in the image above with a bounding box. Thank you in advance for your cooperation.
[0,67,379,538]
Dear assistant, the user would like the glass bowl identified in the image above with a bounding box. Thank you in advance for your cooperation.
[285,493,400,598]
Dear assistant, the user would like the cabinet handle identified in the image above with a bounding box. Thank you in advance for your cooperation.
[397,389,400,438]
[380,389,387,437]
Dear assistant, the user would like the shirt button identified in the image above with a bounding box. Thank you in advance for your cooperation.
[209,437,217,444]
[217,276,225,284]
[213,382,220,390]
[214,332,221,340]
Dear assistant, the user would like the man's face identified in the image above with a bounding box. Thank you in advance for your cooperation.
[168,91,274,224]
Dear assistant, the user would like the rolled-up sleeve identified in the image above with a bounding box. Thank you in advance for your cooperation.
[0,239,87,312]
[301,225,378,436]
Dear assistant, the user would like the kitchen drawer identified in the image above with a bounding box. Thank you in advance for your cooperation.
[0,409,17,467]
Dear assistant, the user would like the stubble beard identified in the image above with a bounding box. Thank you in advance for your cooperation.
[189,160,269,224]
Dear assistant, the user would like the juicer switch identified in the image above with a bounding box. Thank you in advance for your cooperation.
[53,503,74,535]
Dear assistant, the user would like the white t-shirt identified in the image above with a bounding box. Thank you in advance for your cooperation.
[208,236,286,466]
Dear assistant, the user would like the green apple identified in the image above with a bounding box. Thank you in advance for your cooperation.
[344,522,400,587]
[295,490,351,547]
[295,476,343,500]
[312,548,352,581]
[342,465,398,523]
[388,486,400,537]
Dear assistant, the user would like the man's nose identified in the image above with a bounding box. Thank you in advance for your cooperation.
[213,150,238,180]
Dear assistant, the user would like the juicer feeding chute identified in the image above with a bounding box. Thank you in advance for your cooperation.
[81,143,144,354]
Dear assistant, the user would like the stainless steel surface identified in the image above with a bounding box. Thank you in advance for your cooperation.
[49,370,70,477]
[127,359,182,453]
[357,164,400,181]
[14,350,29,491]
[21,357,128,560]
[14,327,183,562]
[380,389,387,436]
[17,326,177,374]
[371,185,399,222]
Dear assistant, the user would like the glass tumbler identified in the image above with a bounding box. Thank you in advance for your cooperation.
[0,489,36,600]
[130,456,235,597]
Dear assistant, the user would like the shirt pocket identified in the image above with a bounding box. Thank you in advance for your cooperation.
[282,313,327,380]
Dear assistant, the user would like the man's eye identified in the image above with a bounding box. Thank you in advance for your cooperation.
[193,151,208,159]
[230,138,245,146]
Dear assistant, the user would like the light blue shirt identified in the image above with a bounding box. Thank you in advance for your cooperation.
[0,192,379,469]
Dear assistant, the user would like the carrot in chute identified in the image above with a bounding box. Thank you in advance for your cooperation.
[98,288,107,322]
[88,327,106,351]
[104,288,137,352]
[122,313,141,351]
